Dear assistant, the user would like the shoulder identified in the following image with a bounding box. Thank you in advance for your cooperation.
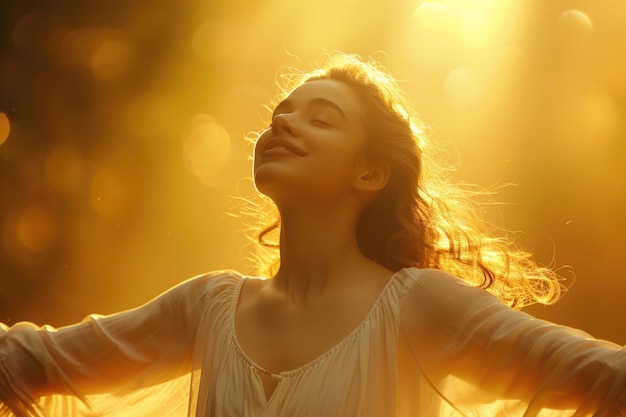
[398,267,477,295]
[397,267,503,312]
[176,269,245,297]
[397,268,513,338]
[192,269,246,287]
[148,269,246,311]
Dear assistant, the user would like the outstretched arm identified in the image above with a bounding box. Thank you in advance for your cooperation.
[400,269,626,416]
[0,270,234,416]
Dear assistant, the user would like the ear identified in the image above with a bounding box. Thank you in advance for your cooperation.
[354,161,390,192]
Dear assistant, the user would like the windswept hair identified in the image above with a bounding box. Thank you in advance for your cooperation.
[244,53,565,308]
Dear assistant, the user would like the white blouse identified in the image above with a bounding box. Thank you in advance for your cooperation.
[0,268,625,416]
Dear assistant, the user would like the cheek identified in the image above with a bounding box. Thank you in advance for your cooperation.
[323,137,367,167]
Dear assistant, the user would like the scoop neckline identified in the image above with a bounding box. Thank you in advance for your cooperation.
[228,269,404,378]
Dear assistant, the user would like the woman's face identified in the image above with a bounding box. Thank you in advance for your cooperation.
[253,79,370,203]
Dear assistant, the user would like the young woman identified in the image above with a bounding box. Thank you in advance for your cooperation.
[1,54,625,416]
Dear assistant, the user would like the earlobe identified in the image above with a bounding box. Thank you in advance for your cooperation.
[356,163,390,192]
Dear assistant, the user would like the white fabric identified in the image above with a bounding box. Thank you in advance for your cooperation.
[1,268,625,416]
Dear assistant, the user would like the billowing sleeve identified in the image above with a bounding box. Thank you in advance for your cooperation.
[0,270,236,417]
[399,268,626,416]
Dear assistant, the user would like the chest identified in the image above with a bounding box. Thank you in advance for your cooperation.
[198,282,428,417]
[234,283,382,374]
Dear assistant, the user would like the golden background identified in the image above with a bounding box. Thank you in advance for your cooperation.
[0,0,625,344]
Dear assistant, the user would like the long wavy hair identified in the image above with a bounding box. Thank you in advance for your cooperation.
[245,54,565,308]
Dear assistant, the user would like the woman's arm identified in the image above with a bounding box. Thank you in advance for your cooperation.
[400,268,626,415]
[0,270,236,416]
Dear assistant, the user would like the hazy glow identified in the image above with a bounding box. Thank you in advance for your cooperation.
[461,9,492,49]
[183,114,231,186]
[89,168,126,218]
[443,67,484,109]
[412,2,455,33]
[126,94,171,138]
[0,112,9,146]
[16,206,57,253]
[192,21,218,62]
[579,88,617,136]
[45,144,86,193]
[192,20,238,63]
[90,40,130,80]
[12,13,40,50]
[52,28,115,68]
[56,30,89,66]
[221,83,273,128]
[559,9,594,35]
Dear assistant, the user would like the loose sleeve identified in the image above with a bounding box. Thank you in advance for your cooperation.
[399,269,626,416]
[0,270,237,417]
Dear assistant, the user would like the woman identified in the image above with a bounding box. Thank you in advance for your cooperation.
[1,54,625,416]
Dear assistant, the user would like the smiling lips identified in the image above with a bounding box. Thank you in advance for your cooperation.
[262,139,307,157]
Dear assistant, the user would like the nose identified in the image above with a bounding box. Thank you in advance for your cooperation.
[271,113,299,137]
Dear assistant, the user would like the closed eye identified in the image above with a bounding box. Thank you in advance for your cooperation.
[311,119,332,128]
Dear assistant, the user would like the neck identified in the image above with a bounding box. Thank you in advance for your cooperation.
[271,199,390,303]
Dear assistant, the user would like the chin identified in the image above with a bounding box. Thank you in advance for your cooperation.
[254,162,295,187]
[253,180,287,202]
[253,171,285,198]
[254,175,312,206]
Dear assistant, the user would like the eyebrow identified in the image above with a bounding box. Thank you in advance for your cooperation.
[272,97,348,121]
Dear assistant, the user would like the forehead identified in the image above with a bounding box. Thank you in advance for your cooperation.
[282,79,363,120]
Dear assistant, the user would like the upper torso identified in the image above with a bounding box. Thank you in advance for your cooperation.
[195,268,440,417]
[234,270,394,401]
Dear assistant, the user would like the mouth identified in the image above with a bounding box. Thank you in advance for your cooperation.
[262,139,307,157]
